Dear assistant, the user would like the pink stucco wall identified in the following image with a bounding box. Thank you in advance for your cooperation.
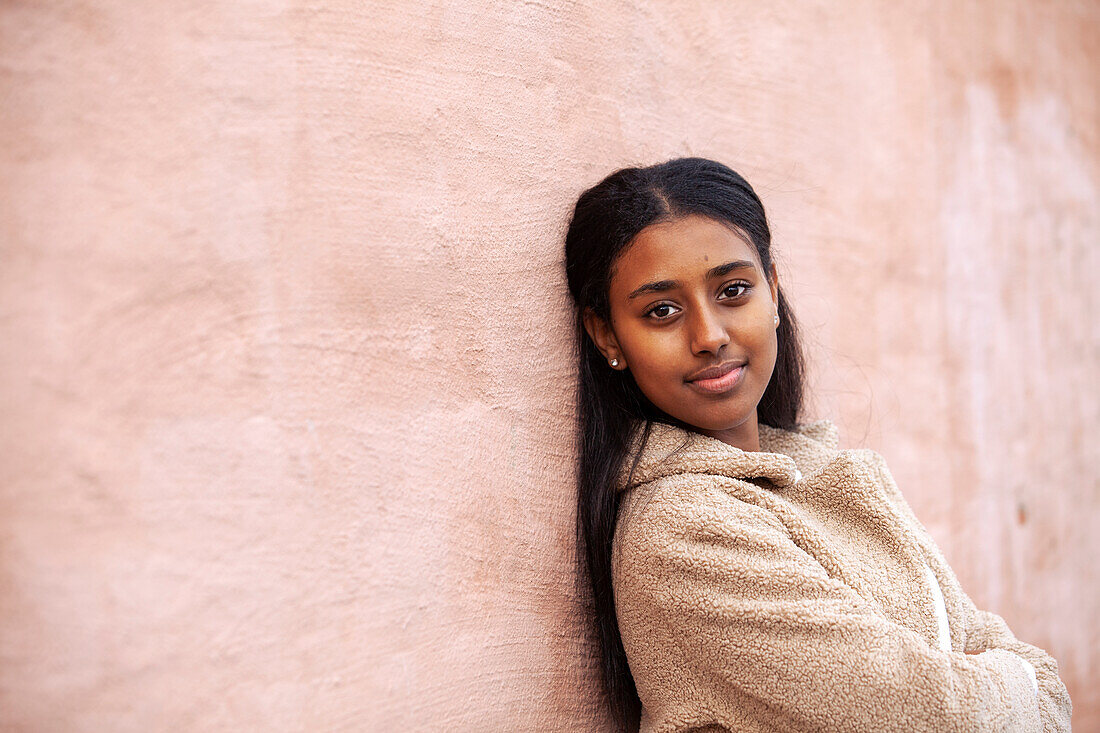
[2,1,1096,730]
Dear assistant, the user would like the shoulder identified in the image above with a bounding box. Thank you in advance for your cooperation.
[841,446,901,489]
[837,446,935,543]
[613,473,789,574]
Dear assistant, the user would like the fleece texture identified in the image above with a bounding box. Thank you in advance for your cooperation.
[611,419,1072,732]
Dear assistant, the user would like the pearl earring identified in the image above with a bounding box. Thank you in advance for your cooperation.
[610,358,619,368]
[774,314,780,326]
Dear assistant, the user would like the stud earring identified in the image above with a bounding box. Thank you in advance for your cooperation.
[610,358,619,368]
[774,314,780,326]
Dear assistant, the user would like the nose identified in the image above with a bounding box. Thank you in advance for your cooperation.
[688,302,730,356]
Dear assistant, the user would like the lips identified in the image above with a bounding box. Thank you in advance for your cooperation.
[686,360,746,382]
[685,361,747,395]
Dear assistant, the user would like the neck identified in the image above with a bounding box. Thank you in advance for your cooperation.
[698,412,761,452]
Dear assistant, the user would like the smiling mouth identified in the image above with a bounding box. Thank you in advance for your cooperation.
[686,363,747,395]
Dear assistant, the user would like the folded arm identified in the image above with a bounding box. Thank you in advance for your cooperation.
[860,449,1073,730]
[960,595,1072,730]
[616,485,1043,732]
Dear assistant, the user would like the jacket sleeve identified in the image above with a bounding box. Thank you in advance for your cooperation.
[860,449,1073,731]
[961,601,1072,731]
[615,483,1044,732]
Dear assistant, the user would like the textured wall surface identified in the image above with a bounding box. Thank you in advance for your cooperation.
[2,1,1097,730]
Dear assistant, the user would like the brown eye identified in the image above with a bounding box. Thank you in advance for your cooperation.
[719,282,750,299]
[644,303,679,320]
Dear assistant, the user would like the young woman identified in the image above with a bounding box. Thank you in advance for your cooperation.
[563,158,1072,732]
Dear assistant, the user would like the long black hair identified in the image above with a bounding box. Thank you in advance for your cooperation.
[563,157,807,732]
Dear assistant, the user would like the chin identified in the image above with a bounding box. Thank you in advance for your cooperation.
[674,406,753,433]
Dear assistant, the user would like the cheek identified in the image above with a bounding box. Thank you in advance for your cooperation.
[619,332,679,383]
[753,321,778,348]
[751,326,780,372]
[627,342,677,380]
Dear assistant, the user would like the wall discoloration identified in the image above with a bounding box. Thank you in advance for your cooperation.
[1,1,1096,729]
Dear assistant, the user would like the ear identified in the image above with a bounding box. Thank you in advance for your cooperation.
[767,262,779,311]
[582,308,626,369]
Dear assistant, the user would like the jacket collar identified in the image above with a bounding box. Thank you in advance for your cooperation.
[615,418,840,493]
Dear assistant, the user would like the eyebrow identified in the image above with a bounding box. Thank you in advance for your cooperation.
[626,260,757,299]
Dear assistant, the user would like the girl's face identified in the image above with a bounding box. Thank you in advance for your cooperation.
[584,214,780,450]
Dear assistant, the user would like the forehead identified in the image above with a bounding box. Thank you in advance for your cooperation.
[610,214,761,287]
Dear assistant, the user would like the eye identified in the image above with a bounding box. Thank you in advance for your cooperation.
[643,302,680,320]
[719,281,751,300]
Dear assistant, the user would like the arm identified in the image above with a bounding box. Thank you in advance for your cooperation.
[960,594,1072,730]
[860,449,1073,730]
[616,486,1042,732]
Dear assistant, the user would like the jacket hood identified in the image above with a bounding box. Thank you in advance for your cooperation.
[614,418,840,493]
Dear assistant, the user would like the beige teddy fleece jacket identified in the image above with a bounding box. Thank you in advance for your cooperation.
[611,419,1072,732]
